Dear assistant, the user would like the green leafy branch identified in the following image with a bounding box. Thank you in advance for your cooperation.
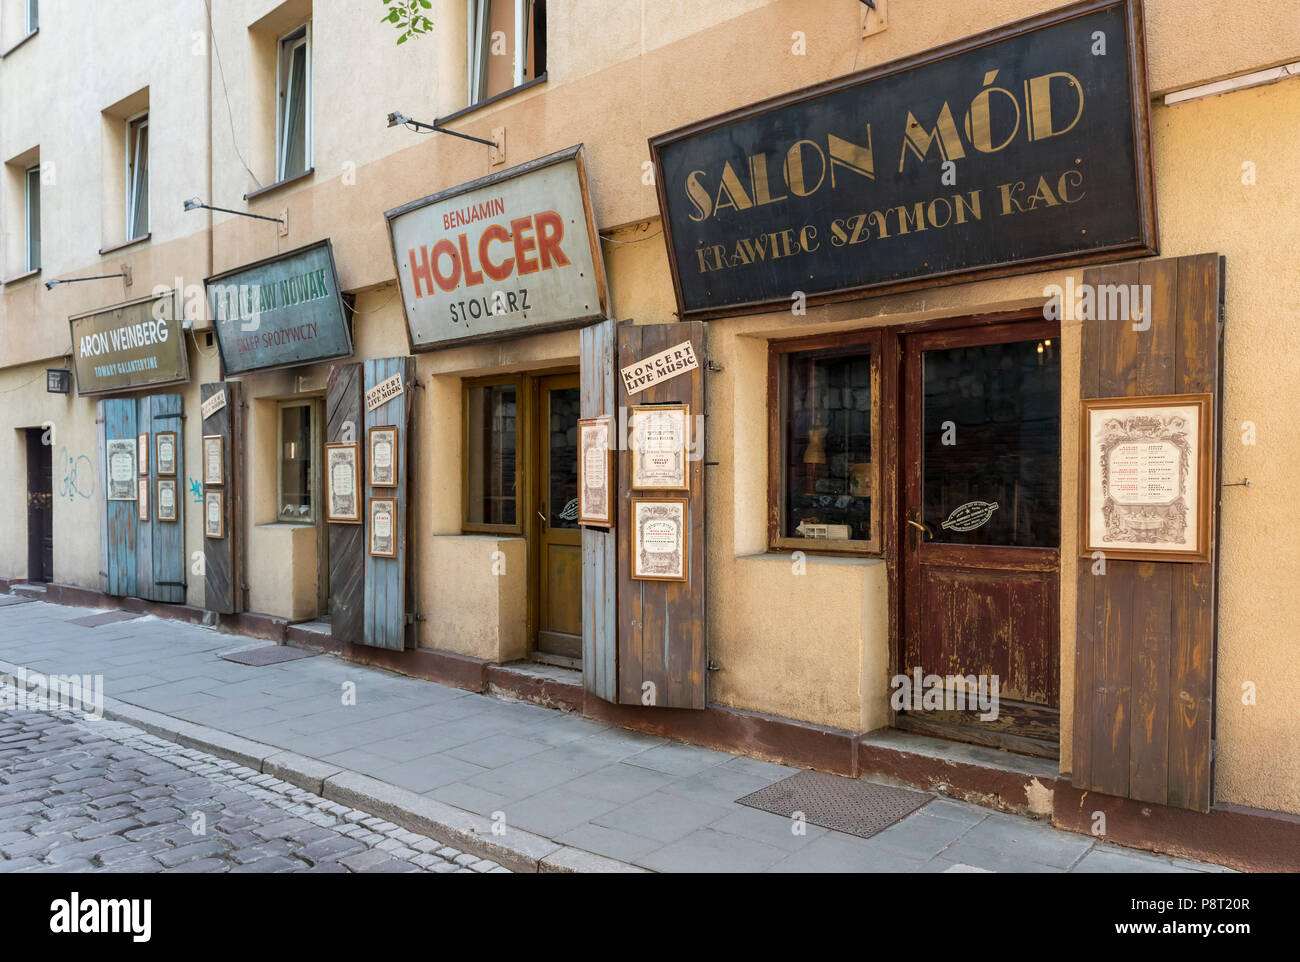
[381,0,433,45]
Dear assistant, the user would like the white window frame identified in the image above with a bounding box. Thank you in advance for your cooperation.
[24,162,40,272]
[125,111,149,240]
[466,0,536,106]
[25,0,38,34]
[276,399,320,524]
[275,23,312,182]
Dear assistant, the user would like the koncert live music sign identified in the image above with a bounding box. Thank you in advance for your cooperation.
[649,0,1157,319]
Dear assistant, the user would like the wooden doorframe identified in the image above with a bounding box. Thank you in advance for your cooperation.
[532,370,582,666]
[883,308,1064,754]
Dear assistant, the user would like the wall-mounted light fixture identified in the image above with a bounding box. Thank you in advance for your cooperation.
[45,368,71,394]
[387,110,498,148]
[183,197,285,225]
[44,271,130,291]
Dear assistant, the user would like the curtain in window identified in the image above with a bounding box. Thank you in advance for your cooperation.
[467,0,491,104]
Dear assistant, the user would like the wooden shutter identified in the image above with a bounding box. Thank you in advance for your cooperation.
[362,357,415,650]
[202,381,243,614]
[581,319,618,701]
[326,362,365,644]
[1073,253,1224,812]
[140,393,185,603]
[97,398,137,598]
[615,320,707,709]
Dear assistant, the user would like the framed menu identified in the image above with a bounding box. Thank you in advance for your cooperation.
[203,435,224,485]
[204,489,224,539]
[325,442,361,523]
[156,479,178,522]
[106,438,137,501]
[630,403,689,491]
[369,497,397,557]
[137,478,149,521]
[368,426,398,488]
[137,433,149,475]
[1080,394,1212,563]
[155,431,178,477]
[578,416,614,527]
[631,498,688,582]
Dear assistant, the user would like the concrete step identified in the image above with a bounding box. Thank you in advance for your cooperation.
[12,583,47,599]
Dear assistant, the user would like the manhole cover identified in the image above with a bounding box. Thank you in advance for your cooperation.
[220,646,317,667]
[736,771,932,840]
[66,611,143,627]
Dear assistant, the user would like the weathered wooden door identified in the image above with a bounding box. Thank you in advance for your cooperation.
[25,429,53,583]
[362,357,415,650]
[202,382,243,614]
[899,320,1062,757]
[98,397,138,598]
[535,372,583,661]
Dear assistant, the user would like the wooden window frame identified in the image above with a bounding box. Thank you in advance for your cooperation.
[24,162,40,272]
[275,23,311,182]
[464,0,546,110]
[125,111,149,242]
[462,374,531,536]
[275,398,320,525]
[768,328,883,556]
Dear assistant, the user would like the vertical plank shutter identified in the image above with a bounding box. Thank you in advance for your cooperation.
[581,319,618,701]
[615,320,707,709]
[361,357,415,650]
[149,394,185,603]
[326,362,365,643]
[135,396,156,600]
[1073,253,1224,812]
[98,397,137,598]
[202,381,243,614]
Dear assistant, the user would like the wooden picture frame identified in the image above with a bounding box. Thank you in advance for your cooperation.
[630,403,690,491]
[137,478,149,521]
[325,442,362,524]
[203,435,224,486]
[577,416,614,527]
[156,478,178,523]
[155,430,178,477]
[369,497,397,557]
[1079,393,1213,563]
[204,488,224,539]
[368,425,399,488]
[631,497,688,582]
[137,432,149,476]
[106,438,137,501]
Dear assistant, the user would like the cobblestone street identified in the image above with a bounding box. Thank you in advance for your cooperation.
[0,702,508,873]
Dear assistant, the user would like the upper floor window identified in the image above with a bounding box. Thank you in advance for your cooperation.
[276,24,311,181]
[467,0,546,107]
[24,162,39,271]
[25,0,36,33]
[126,113,149,241]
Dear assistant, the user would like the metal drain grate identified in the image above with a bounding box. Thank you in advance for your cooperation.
[66,611,143,627]
[736,771,932,840]
[220,646,317,667]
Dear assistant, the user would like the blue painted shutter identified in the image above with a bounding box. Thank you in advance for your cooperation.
[362,357,415,649]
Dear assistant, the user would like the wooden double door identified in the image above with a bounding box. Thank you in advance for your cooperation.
[898,320,1062,757]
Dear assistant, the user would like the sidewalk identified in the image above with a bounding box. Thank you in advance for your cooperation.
[0,598,1229,873]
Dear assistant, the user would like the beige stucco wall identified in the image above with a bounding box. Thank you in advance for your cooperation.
[1,1,1298,814]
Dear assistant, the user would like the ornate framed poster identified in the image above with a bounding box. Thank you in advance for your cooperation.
[137,433,149,475]
[204,489,224,539]
[137,478,149,521]
[203,435,224,485]
[155,430,178,477]
[369,497,397,557]
[368,426,398,488]
[1080,394,1213,563]
[156,478,178,522]
[630,403,690,491]
[106,438,137,501]
[325,442,361,523]
[631,498,688,582]
[578,416,614,527]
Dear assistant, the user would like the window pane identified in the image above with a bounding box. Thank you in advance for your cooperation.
[782,349,873,543]
[921,338,1060,547]
[25,166,40,271]
[279,405,314,522]
[281,41,307,179]
[27,0,37,32]
[466,384,517,526]
[129,120,149,239]
[547,386,580,529]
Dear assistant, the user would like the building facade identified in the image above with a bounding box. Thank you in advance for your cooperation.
[2,0,1298,864]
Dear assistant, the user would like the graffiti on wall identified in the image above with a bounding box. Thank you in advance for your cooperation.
[57,447,95,502]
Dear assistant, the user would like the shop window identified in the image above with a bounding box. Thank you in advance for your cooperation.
[125,113,149,241]
[464,380,520,529]
[467,0,546,107]
[276,24,311,181]
[24,161,39,272]
[769,331,880,554]
[277,401,318,523]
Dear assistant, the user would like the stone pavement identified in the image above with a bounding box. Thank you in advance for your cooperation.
[0,599,1230,873]
[0,701,507,873]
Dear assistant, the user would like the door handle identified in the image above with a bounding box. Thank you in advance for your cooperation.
[905,512,932,550]
[905,518,933,538]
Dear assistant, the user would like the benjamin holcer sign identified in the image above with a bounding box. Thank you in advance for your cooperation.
[70,293,189,396]
[650,0,1157,319]
[385,145,608,350]
[204,239,352,375]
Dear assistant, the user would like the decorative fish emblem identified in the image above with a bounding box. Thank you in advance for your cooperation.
[941,501,999,532]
